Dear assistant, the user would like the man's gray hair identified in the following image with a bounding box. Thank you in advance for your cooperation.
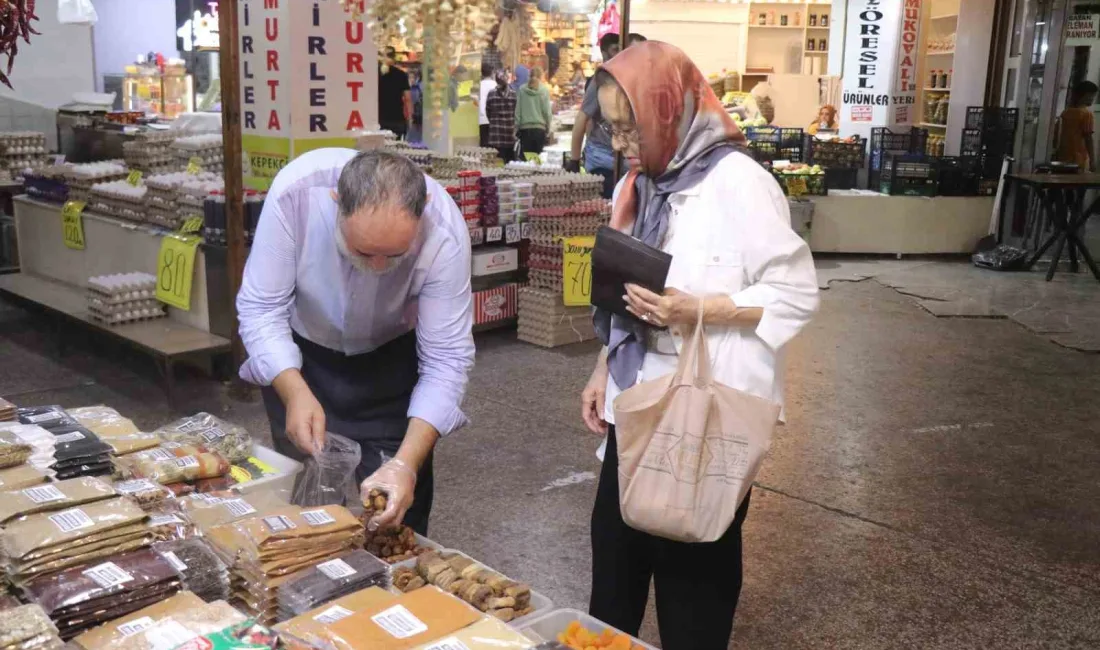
[337,150,427,219]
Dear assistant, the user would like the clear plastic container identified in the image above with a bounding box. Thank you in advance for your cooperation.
[515,609,658,650]
[230,443,303,498]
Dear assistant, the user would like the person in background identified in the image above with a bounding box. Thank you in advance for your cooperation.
[511,64,530,93]
[482,24,503,74]
[378,47,411,139]
[474,61,496,148]
[515,66,552,159]
[486,69,518,163]
[237,149,475,537]
[1054,80,1098,171]
[580,42,818,650]
[806,104,838,135]
[408,70,424,143]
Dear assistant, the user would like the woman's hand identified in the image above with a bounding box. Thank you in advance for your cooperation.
[581,357,610,435]
[624,285,701,327]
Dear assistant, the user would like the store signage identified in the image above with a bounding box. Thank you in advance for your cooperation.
[126,170,143,186]
[61,201,86,251]
[1066,15,1100,46]
[892,0,923,125]
[156,235,201,311]
[840,0,910,139]
[186,157,203,174]
[562,236,595,307]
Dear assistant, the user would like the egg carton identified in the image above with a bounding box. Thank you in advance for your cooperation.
[517,322,597,348]
[88,199,146,223]
[86,290,157,307]
[89,308,167,326]
[88,298,162,315]
[87,272,157,297]
[65,161,129,182]
[528,269,564,292]
[146,207,182,230]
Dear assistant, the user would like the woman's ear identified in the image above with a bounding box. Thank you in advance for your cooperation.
[330,189,338,202]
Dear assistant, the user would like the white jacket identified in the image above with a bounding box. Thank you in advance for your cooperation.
[602,151,820,437]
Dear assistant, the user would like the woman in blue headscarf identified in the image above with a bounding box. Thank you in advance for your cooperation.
[511,65,530,92]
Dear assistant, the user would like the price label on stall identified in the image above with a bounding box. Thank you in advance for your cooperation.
[155,234,200,311]
[61,200,87,250]
[562,235,595,307]
[468,226,484,246]
[786,176,808,197]
[504,223,521,244]
[524,152,542,164]
[179,216,204,235]
[521,222,532,240]
[126,170,143,186]
[186,157,203,174]
[485,226,503,243]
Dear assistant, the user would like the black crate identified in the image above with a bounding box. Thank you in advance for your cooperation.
[935,156,981,196]
[824,168,859,190]
[746,126,803,162]
[879,153,938,196]
[965,106,1019,135]
[869,127,928,188]
[808,138,867,169]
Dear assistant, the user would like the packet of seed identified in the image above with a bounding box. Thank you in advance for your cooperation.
[172,619,278,650]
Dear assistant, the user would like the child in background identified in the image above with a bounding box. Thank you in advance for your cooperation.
[1055,80,1098,172]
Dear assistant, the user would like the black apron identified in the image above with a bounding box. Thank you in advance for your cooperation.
[261,331,434,535]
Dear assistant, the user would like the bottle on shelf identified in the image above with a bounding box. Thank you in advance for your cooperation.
[758,12,766,25]
[929,69,939,88]
[821,14,829,27]
[945,69,953,89]
[940,69,949,88]
[781,14,788,26]
[819,38,827,51]
[807,38,815,51]
[809,13,817,26]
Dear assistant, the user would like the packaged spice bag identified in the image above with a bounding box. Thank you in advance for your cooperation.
[323,586,481,650]
[0,477,116,524]
[0,424,56,472]
[152,539,229,603]
[154,414,253,464]
[0,430,32,469]
[115,444,230,485]
[171,620,278,650]
[145,503,197,543]
[64,407,139,438]
[72,592,205,650]
[409,616,535,650]
[113,480,173,510]
[22,548,181,617]
[0,464,49,491]
[16,407,78,432]
[274,587,397,650]
[1,497,147,561]
[0,605,57,647]
[110,601,246,650]
[277,550,390,618]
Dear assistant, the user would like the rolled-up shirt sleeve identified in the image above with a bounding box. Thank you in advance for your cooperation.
[236,197,301,385]
[728,170,819,351]
[409,227,476,436]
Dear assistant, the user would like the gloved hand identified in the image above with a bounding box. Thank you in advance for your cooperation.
[359,459,417,531]
[563,159,581,173]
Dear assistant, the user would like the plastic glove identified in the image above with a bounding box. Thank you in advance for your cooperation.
[359,459,417,532]
[563,159,581,173]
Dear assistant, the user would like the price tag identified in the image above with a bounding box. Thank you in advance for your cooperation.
[524,152,542,164]
[155,234,200,311]
[786,175,808,197]
[186,157,203,174]
[521,222,532,240]
[314,605,354,624]
[302,509,337,526]
[179,216,203,234]
[562,235,595,307]
[126,170,143,186]
[263,514,297,533]
[486,226,503,243]
[50,508,93,533]
[504,223,521,244]
[61,200,86,250]
[469,227,484,246]
[371,605,428,639]
[221,498,257,518]
[82,561,134,588]
[317,558,357,580]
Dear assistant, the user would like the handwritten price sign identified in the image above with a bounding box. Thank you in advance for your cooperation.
[61,200,86,250]
[562,235,595,307]
[155,234,200,311]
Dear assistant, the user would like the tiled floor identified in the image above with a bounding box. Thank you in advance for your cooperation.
[1,259,1098,649]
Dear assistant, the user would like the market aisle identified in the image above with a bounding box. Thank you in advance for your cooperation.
[0,267,1097,649]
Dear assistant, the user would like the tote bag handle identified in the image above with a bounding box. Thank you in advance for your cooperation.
[671,300,713,389]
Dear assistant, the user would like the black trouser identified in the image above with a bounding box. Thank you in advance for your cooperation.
[479,124,490,148]
[590,426,751,650]
[518,128,546,157]
[262,332,434,535]
[497,146,516,164]
[381,121,408,140]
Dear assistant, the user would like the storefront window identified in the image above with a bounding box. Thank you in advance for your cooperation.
[1019,0,1054,165]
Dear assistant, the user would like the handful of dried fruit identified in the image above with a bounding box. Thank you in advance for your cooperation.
[391,566,426,592]
[360,489,428,564]
[412,550,534,622]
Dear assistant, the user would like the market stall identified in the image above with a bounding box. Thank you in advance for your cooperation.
[0,398,655,650]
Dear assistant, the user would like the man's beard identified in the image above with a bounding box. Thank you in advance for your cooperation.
[335,226,402,275]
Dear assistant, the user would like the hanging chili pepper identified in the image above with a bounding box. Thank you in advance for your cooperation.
[0,0,39,89]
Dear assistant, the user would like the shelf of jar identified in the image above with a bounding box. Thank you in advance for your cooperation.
[927,50,955,56]
[924,87,951,92]
[918,122,948,129]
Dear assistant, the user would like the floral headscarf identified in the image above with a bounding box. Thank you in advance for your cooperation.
[593,41,747,390]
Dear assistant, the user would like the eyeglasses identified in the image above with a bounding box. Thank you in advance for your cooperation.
[598,121,638,140]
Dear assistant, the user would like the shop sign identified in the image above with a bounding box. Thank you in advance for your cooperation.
[156,234,201,311]
[61,200,86,250]
[562,235,595,307]
[892,0,923,125]
[1066,15,1100,46]
[840,0,907,139]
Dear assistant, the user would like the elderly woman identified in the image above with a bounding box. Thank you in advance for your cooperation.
[580,42,819,650]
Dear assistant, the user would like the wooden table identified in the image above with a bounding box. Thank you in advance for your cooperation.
[1003,173,1100,281]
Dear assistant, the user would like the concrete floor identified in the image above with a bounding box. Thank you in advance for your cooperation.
[1,260,1098,649]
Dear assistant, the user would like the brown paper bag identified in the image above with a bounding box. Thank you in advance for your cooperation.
[612,311,781,543]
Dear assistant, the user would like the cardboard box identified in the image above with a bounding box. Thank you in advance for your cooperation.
[325,586,481,650]
[474,283,518,325]
[471,246,518,277]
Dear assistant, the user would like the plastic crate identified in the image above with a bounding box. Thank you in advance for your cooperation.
[869,127,928,187]
[965,106,1019,135]
[745,126,803,162]
[231,443,303,498]
[879,153,938,196]
[807,138,866,169]
[824,168,859,190]
[772,171,826,196]
[935,156,981,196]
[515,609,659,650]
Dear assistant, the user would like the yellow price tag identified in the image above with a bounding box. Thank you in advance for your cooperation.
[179,216,204,234]
[155,234,200,311]
[126,170,143,186]
[562,235,596,307]
[457,80,473,98]
[786,175,808,197]
[61,200,86,250]
[186,157,203,174]
[524,152,541,164]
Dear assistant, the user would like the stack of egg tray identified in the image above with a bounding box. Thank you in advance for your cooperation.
[177,177,223,229]
[517,286,597,348]
[171,133,224,174]
[23,166,69,203]
[146,172,191,229]
[64,162,128,203]
[456,145,501,166]
[0,131,49,181]
[88,181,148,223]
[86,274,166,326]
[123,132,177,173]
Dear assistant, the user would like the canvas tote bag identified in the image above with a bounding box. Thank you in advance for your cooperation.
[613,309,781,543]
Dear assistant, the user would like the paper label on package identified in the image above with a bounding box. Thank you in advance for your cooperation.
[263,514,297,532]
[145,620,197,650]
[22,484,65,504]
[117,617,155,637]
[222,498,257,517]
[301,509,336,527]
[50,508,94,533]
[83,561,135,588]
[173,456,199,469]
[115,479,157,495]
[53,431,85,443]
[313,604,354,624]
[162,441,183,449]
[176,421,205,433]
[159,550,188,572]
[144,448,174,461]
[200,427,226,442]
[148,514,185,527]
[24,412,61,424]
[371,605,428,639]
[317,558,356,580]
[422,637,472,650]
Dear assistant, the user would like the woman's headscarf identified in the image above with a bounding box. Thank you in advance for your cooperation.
[511,65,530,92]
[592,41,747,391]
